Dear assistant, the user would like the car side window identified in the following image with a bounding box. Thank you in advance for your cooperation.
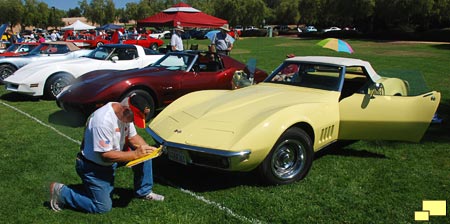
[340,66,370,99]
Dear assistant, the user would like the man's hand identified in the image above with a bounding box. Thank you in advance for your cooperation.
[134,144,157,158]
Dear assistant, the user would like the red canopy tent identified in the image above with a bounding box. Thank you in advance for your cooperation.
[137,3,228,28]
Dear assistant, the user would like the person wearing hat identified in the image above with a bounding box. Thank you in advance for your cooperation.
[211,24,233,55]
[49,93,164,213]
[171,25,184,51]
[272,54,299,82]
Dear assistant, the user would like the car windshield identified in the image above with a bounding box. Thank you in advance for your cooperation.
[16,44,36,53]
[85,46,138,60]
[28,43,70,55]
[5,44,19,52]
[265,62,343,91]
[151,53,197,71]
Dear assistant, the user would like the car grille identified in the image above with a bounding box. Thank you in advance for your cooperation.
[189,151,230,169]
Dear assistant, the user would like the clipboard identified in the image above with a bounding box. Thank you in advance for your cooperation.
[126,145,163,167]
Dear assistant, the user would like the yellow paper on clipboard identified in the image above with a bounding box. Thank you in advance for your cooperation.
[126,146,163,167]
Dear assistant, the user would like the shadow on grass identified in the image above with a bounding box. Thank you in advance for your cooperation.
[314,141,387,160]
[152,141,391,192]
[422,100,449,143]
[432,43,450,50]
[0,92,40,102]
[49,110,87,128]
[153,157,262,192]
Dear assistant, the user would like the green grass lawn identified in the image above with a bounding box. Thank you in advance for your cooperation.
[1,37,449,223]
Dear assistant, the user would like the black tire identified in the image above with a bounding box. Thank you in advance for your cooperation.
[258,127,313,185]
[149,43,158,51]
[97,42,104,47]
[0,64,17,83]
[121,90,155,121]
[44,73,74,100]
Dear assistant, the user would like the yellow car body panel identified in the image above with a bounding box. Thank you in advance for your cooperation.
[339,91,440,142]
[150,83,341,171]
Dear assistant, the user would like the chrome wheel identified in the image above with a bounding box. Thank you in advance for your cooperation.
[271,139,306,180]
[258,127,313,185]
[0,65,16,82]
[50,77,72,97]
[44,73,74,100]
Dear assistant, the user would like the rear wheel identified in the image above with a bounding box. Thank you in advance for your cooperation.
[44,73,74,100]
[121,90,155,121]
[258,127,313,185]
[0,64,17,83]
[96,42,104,47]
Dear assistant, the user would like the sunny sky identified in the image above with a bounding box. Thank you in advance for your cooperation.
[41,0,141,10]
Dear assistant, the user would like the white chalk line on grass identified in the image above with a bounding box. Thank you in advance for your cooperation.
[181,188,265,224]
[1,101,264,224]
[1,101,81,145]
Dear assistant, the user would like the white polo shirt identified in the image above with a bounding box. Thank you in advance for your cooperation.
[82,102,137,166]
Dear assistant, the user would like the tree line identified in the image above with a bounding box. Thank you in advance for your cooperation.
[1,0,449,32]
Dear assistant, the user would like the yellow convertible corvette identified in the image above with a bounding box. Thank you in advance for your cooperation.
[147,56,441,185]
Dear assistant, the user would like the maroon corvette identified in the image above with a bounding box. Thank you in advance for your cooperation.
[56,51,268,119]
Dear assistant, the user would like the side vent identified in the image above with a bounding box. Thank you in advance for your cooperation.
[319,125,335,143]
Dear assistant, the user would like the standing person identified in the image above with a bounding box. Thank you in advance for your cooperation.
[50,30,57,41]
[49,93,164,214]
[170,25,184,52]
[5,30,17,45]
[38,33,46,43]
[211,24,233,55]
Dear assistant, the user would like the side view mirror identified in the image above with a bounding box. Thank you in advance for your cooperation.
[370,82,385,98]
[111,56,119,62]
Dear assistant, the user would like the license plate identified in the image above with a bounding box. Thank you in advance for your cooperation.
[167,148,189,165]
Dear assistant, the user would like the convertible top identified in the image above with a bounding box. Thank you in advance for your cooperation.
[286,56,382,82]
[46,41,81,51]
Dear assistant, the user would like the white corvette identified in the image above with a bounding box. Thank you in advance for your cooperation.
[4,44,164,99]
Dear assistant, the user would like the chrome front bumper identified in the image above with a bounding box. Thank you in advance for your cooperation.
[146,127,251,170]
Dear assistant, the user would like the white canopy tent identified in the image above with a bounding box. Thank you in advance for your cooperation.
[61,20,96,31]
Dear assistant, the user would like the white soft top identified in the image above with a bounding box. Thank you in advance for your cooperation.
[286,56,381,82]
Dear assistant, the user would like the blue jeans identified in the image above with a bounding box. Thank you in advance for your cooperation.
[59,155,154,213]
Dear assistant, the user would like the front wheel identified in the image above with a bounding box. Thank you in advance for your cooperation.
[96,42,104,47]
[0,64,17,83]
[257,127,313,185]
[44,73,74,100]
[149,43,158,51]
[121,90,155,122]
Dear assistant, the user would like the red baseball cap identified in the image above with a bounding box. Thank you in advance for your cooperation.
[122,94,148,128]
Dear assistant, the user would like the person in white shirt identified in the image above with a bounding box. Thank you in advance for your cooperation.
[49,93,164,213]
[50,30,57,41]
[170,25,184,51]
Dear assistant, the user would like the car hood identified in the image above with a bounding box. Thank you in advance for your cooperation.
[6,57,95,82]
[0,52,22,57]
[77,66,164,84]
[59,66,166,100]
[150,83,337,150]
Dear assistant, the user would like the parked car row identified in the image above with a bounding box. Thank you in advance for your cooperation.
[0,41,92,83]
[4,44,163,99]
[0,42,440,186]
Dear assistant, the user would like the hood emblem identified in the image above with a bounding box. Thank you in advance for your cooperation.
[174,129,182,133]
